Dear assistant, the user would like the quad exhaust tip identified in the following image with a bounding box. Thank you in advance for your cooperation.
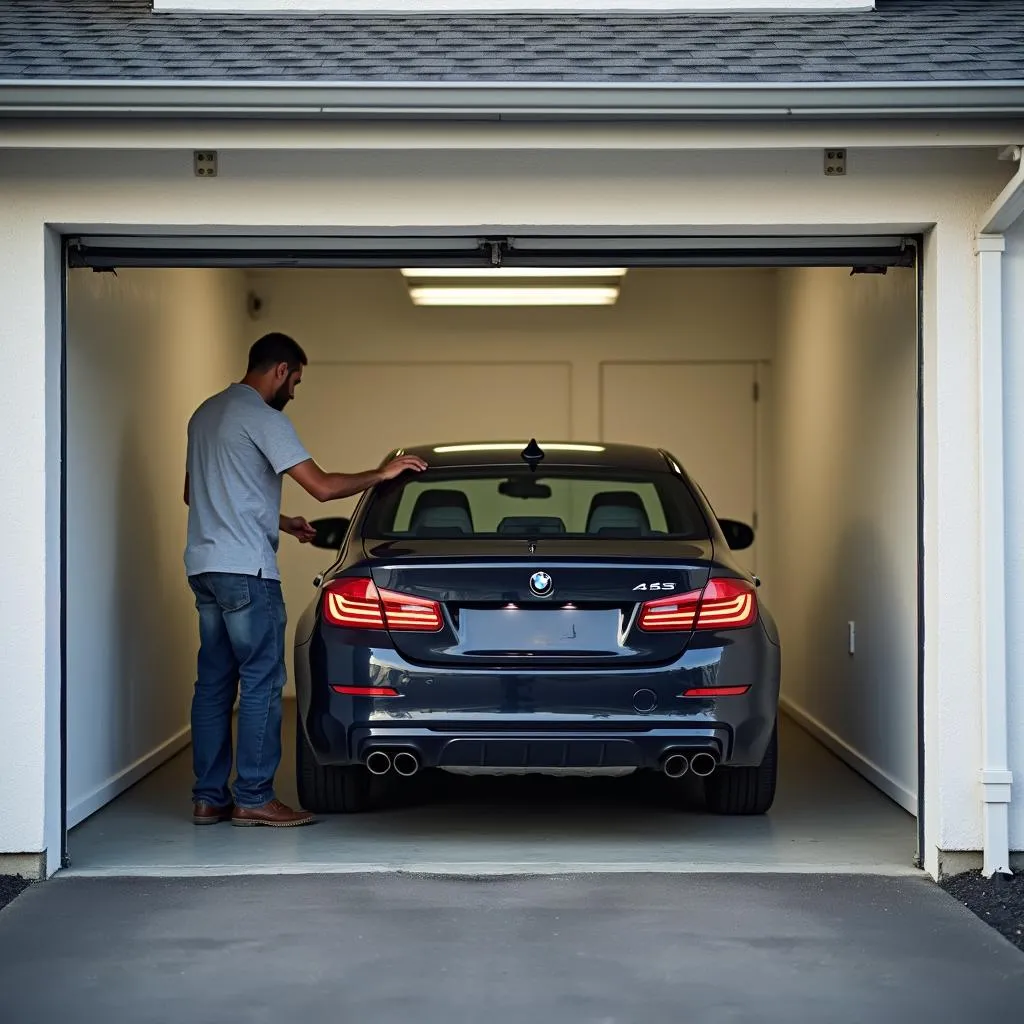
[392,751,420,777]
[662,753,689,779]
[689,752,718,777]
[365,750,392,776]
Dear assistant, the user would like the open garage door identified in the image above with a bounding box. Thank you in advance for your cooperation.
[67,233,917,270]
[62,230,924,877]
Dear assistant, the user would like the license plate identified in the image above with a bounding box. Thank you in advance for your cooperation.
[459,608,621,654]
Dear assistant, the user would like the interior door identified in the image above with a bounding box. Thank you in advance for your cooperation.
[600,361,759,572]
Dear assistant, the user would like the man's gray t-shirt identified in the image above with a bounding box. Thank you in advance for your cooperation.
[185,383,311,581]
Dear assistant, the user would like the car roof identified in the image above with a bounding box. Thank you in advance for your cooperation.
[388,441,677,473]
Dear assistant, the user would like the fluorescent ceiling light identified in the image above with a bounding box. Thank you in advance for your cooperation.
[433,443,606,453]
[401,267,627,278]
[410,286,619,307]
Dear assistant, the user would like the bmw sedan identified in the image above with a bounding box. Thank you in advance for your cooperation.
[294,440,780,815]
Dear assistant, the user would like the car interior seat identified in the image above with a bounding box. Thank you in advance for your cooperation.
[409,489,474,535]
[585,491,652,536]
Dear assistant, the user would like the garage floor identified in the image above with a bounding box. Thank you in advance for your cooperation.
[67,708,917,876]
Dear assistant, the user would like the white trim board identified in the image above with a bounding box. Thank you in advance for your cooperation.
[66,726,192,829]
[780,696,918,816]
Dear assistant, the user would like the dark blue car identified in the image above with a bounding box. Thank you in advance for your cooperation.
[294,440,780,815]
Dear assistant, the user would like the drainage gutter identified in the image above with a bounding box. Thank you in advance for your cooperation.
[1,80,1024,120]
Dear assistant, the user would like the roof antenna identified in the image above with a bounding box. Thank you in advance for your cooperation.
[520,438,545,473]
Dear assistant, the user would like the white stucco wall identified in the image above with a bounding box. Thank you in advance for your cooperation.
[0,217,61,877]
[0,139,1014,876]
[65,268,248,827]
[1004,220,1024,854]
[772,267,918,813]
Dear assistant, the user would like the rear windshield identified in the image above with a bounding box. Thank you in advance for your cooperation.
[362,467,709,540]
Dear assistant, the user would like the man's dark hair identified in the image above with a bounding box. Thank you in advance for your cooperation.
[247,332,308,373]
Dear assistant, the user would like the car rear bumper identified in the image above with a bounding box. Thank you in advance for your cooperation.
[296,625,780,771]
[348,723,731,771]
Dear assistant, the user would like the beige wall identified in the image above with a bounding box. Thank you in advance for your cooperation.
[771,266,919,812]
[66,268,248,826]
[246,266,778,678]
[248,265,778,437]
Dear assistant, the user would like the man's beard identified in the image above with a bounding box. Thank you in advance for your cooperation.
[269,383,291,411]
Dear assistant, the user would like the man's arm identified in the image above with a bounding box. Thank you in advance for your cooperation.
[183,472,189,507]
[287,454,427,503]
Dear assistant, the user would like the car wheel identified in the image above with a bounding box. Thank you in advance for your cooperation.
[296,717,380,814]
[704,721,778,816]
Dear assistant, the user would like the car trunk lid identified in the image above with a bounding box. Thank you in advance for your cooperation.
[363,538,713,667]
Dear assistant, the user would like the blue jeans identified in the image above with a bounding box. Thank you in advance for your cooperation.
[188,572,287,809]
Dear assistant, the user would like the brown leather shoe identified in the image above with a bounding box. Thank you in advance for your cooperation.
[193,801,233,825]
[231,799,317,828]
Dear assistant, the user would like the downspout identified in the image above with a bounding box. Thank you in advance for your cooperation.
[976,146,1024,878]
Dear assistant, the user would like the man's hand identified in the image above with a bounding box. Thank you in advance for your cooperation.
[280,516,317,544]
[379,455,428,480]
[287,454,428,503]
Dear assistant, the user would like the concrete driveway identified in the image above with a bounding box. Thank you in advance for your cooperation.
[0,874,1021,1024]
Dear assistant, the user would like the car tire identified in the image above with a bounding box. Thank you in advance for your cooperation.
[704,721,778,816]
[296,717,380,814]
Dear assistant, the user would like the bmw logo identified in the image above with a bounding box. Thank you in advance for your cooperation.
[529,571,553,596]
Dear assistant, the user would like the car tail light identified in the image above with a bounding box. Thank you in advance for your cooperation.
[324,578,386,629]
[695,577,757,629]
[682,686,751,697]
[323,578,443,633]
[379,589,444,632]
[637,590,700,631]
[331,686,400,697]
[638,577,757,632]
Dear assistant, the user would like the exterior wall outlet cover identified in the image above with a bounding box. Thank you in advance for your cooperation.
[825,149,847,176]
[194,151,218,177]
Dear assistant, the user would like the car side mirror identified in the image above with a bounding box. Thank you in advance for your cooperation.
[310,516,350,551]
[719,518,754,551]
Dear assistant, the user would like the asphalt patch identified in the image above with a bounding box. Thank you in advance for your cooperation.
[941,870,1024,952]
[0,876,30,914]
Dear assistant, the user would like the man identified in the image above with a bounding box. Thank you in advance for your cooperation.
[183,332,426,827]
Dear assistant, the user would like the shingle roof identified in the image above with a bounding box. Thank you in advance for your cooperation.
[1,0,1023,84]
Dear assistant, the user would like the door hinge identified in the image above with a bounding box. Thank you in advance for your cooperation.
[752,381,760,402]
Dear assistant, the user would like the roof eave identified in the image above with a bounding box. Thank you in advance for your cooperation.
[1,79,1024,119]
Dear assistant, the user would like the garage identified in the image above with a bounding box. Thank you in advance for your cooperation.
[3,0,1024,883]
[60,231,920,875]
